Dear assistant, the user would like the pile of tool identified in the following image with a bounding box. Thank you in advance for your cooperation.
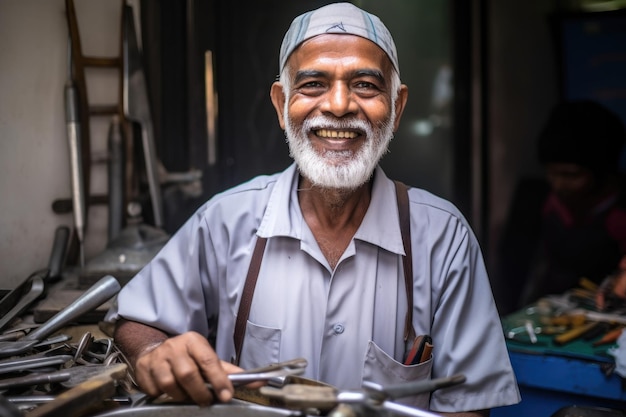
[504,279,626,349]
[0,275,128,417]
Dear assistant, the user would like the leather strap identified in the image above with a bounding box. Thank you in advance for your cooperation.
[233,235,267,365]
[394,180,416,342]
[232,180,414,365]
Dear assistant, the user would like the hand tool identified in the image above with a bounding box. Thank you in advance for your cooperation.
[553,321,600,345]
[0,277,45,331]
[0,355,73,375]
[582,321,613,341]
[122,3,164,228]
[404,335,432,365]
[260,374,466,417]
[0,395,21,417]
[0,226,69,330]
[71,331,93,364]
[143,358,308,406]
[34,334,72,348]
[227,358,308,386]
[0,364,126,393]
[361,374,466,401]
[0,370,71,390]
[568,308,626,326]
[5,395,133,407]
[82,338,114,363]
[0,275,120,358]
[26,363,128,417]
[0,332,25,342]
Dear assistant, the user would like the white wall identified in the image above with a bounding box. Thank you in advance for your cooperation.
[0,0,139,288]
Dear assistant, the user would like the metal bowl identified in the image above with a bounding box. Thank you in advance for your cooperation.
[91,401,303,417]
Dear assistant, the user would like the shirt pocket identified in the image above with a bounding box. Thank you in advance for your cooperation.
[363,340,433,410]
[239,321,281,369]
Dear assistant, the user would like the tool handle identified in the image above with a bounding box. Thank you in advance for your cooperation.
[24,275,120,342]
[553,322,598,345]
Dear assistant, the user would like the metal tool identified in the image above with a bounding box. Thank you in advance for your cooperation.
[5,395,133,407]
[122,2,164,228]
[107,115,125,242]
[0,363,126,393]
[0,226,69,330]
[65,35,87,267]
[361,374,466,401]
[0,354,73,375]
[0,277,45,331]
[260,374,466,417]
[568,308,626,326]
[26,363,128,417]
[0,275,120,358]
[143,358,308,406]
[0,370,72,390]
[227,358,307,386]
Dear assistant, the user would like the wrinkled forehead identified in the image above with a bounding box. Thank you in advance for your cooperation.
[279,2,399,74]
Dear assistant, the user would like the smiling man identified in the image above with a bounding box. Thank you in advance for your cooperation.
[108,3,520,415]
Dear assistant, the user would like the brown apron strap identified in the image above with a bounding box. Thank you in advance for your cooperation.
[394,180,416,342]
[232,181,415,365]
[233,235,267,365]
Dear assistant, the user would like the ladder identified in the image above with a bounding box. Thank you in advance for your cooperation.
[60,0,163,266]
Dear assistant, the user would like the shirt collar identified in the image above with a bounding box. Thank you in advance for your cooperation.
[257,163,405,256]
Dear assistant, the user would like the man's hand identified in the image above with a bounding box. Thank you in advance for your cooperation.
[134,332,236,406]
[115,319,239,406]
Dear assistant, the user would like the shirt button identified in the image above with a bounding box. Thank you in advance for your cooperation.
[333,323,345,334]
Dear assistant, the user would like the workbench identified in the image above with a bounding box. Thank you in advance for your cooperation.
[492,304,626,417]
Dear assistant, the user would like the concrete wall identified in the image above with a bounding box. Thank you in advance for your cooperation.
[0,0,139,287]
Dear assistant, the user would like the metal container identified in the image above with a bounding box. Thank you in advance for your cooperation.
[91,402,302,417]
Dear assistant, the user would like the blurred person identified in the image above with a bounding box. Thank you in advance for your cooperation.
[493,99,626,314]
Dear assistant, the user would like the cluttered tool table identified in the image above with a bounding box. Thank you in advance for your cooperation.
[0,270,469,417]
[492,288,626,417]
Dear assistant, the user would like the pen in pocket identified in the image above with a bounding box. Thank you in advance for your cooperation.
[404,334,433,365]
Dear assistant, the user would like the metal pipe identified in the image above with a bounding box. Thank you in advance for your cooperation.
[107,115,124,242]
[65,36,86,267]
[122,3,164,228]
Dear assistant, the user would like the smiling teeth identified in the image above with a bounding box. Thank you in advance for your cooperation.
[315,129,358,139]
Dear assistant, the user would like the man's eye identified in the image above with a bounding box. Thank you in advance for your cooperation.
[300,81,323,88]
[355,81,376,89]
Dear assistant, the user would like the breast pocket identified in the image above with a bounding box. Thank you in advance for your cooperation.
[239,321,281,369]
[363,341,433,410]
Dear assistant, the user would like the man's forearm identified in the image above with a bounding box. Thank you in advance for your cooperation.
[114,318,169,367]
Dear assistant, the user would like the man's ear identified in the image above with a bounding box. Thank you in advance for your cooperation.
[270,82,287,130]
[393,84,409,132]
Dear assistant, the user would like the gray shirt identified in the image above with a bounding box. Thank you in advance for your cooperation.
[107,163,520,412]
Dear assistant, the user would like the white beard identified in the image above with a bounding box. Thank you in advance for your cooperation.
[285,110,396,190]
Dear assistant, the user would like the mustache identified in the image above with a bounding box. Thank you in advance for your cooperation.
[302,116,371,133]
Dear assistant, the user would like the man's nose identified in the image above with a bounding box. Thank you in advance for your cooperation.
[320,83,358,117]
